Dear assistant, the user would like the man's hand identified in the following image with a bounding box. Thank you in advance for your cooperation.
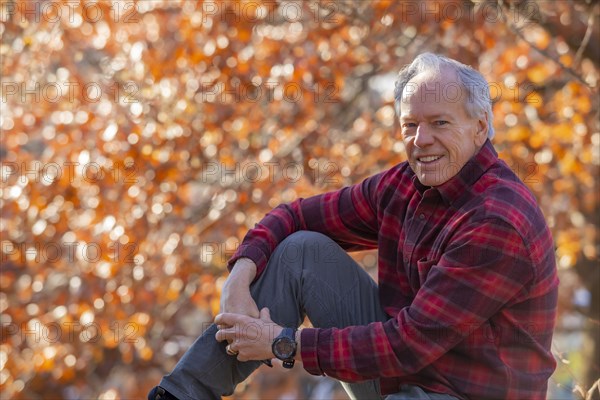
[219,258,259,319]
[215,308,283,362]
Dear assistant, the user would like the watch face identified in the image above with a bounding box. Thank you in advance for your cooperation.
[274,338,295,359]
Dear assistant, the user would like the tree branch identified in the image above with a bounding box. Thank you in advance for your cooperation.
[574,11,595,68]
[498,0,594,89]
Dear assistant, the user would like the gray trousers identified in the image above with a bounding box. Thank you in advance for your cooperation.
[159,231,457,400]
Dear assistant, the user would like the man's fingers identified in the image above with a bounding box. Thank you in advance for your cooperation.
[215,312,243,326]
[214,312,253,343]
[215,326,239,343]
[215,327,237,342]
[214,313,227,325]
[259,307,270,321]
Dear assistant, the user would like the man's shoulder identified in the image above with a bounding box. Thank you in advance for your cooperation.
[473,159,548,238]
[474,159,557,285]
[479,158,539,207]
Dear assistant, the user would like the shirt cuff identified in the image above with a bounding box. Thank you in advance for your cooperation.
[227,244,269,280]
[300,328,324,376]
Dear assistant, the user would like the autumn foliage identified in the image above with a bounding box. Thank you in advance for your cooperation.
[0,0,598,399]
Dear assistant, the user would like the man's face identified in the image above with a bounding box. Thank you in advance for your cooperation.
[399,71,488,187]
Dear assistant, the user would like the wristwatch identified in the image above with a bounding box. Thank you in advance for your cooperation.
[272,327,297,368]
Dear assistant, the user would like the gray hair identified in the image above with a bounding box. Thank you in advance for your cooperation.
[394,53,495,139]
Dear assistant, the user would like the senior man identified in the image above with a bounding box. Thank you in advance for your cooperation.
[148,53,558,400]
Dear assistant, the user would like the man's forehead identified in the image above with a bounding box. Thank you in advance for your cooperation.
[403,70,460,92]
[400,70,466,106]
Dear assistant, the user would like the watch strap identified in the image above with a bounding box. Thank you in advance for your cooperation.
[281,327,295,341]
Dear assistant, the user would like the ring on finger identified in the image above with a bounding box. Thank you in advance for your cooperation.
[226,344,239,356]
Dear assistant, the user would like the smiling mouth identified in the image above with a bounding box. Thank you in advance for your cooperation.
[417,155,442,163]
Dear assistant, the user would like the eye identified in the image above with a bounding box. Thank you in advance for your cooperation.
[402,122,417,129]
[433,120,449,126]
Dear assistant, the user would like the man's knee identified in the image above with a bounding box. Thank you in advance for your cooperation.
[275,231,341,267]
[279,230,333,246]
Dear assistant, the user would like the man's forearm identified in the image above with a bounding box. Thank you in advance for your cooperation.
[228,257,257,285]
[220,257,259,318]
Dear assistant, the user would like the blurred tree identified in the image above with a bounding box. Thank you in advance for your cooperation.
[0,0,598,398]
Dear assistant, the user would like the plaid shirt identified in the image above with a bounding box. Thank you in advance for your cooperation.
[229,140,558,399]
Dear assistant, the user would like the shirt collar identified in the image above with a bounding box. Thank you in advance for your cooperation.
[411,140,498,205]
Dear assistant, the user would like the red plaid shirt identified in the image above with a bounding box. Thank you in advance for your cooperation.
[229,140,558,399]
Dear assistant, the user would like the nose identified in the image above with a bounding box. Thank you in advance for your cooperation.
[414,125,434,147]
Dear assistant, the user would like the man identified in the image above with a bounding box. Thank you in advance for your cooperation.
[148,53,558,400]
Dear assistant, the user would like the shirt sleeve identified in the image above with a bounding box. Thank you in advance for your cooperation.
[300,218,536,381]
[227,170,387,278]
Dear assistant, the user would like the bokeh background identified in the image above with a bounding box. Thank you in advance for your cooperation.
[1,0,598,399]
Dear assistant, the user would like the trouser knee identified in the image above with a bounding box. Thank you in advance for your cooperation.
[274,231,342,270]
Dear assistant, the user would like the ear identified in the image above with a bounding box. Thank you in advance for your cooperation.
[474,113,488,146]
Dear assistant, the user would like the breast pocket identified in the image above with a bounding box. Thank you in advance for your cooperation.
[416,258,438,285]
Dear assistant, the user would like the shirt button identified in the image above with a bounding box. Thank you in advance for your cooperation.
[419,213,425,220]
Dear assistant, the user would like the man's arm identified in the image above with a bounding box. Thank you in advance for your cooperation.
[218,169,394,360]
[219,257,258,317]
[227,169,391,281]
